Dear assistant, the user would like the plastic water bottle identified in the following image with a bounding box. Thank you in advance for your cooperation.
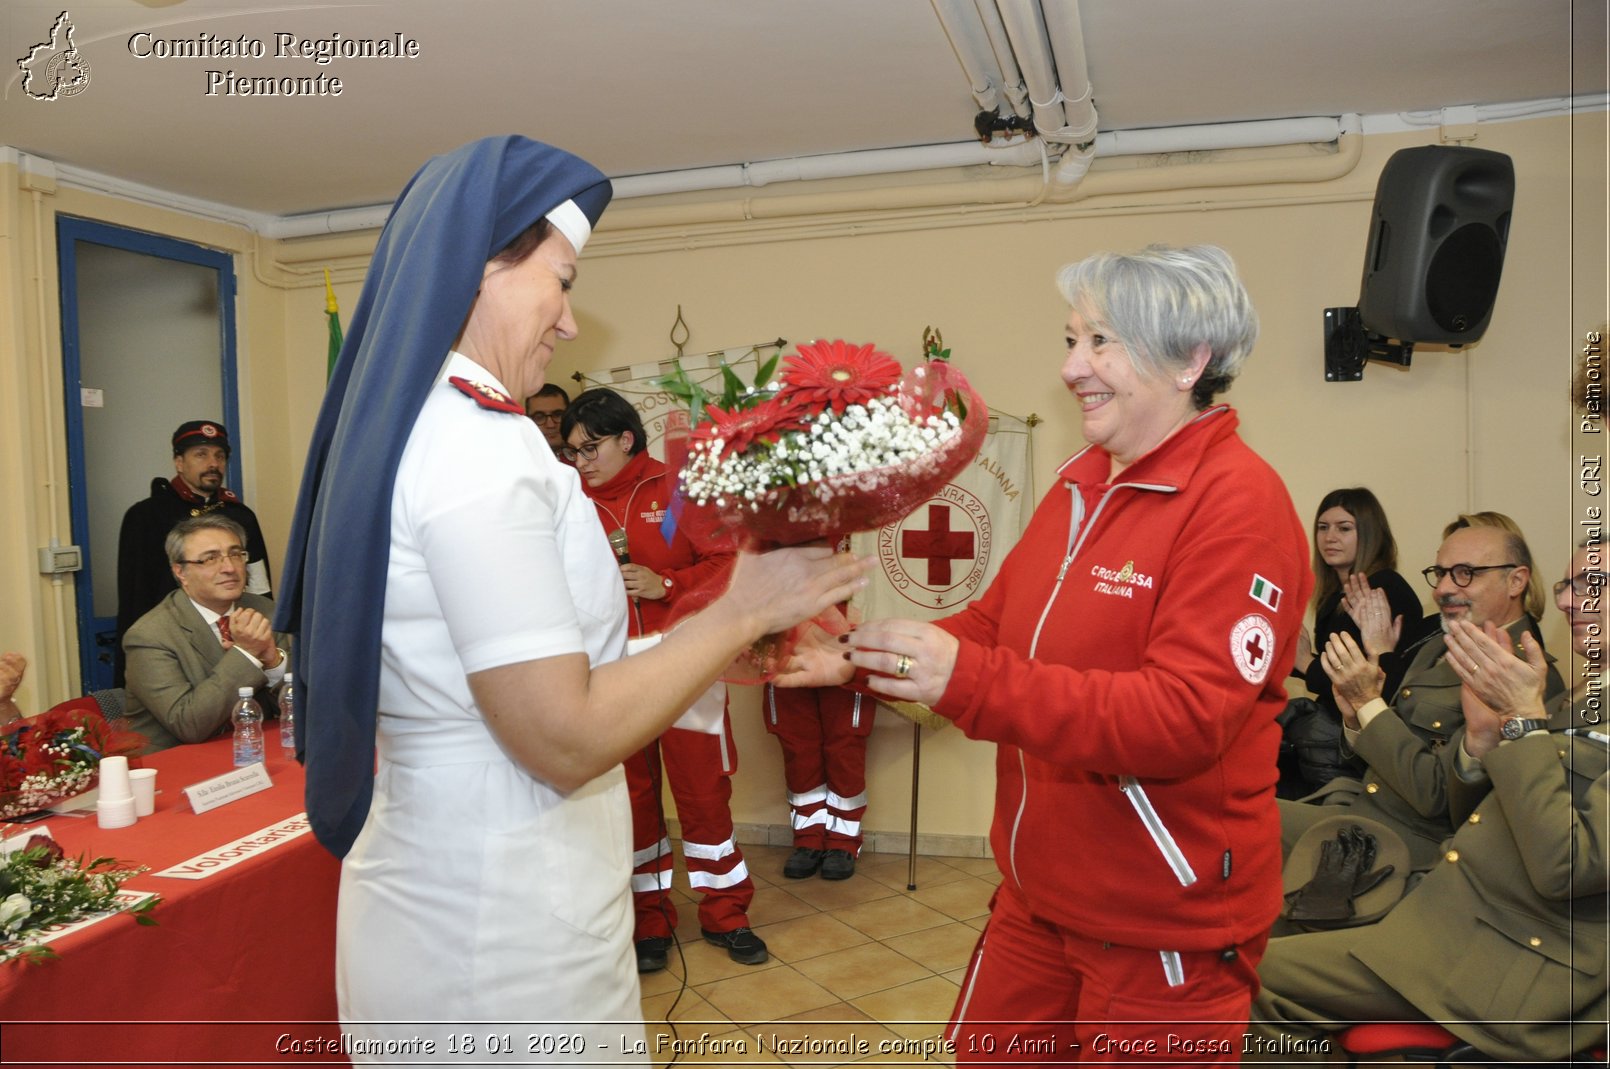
[231,686,264,767]
[278,674,296,750]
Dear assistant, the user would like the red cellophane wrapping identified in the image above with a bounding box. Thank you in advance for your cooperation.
[661,343,987,682]
[0,703,146,821]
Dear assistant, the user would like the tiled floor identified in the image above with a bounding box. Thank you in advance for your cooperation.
[637,844,1000,1067]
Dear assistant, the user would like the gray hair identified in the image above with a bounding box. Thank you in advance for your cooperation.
[1055,244,1259,408]
[165,515,247,566]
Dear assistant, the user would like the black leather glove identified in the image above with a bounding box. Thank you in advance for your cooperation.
[1285,824,1396,925]
[1342,824,1396,899]
[1284,833,1357,923]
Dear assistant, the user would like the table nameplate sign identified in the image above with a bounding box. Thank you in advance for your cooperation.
[152,813,314,880]
[183,762,272,814]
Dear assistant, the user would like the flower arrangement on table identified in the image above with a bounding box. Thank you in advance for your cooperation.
[0,705,145,821]
[0,834,157,965]
[657,333,987,678]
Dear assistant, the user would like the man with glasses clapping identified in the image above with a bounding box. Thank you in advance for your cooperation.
[1278,514,1564,885]
[122,515,290,753]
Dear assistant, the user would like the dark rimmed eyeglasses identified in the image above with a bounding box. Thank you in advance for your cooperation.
[178,547,248,569]
[1420,562,1520,588]
[1554,571,1608,597]
[560,435,616,464]
[528,411,565,425]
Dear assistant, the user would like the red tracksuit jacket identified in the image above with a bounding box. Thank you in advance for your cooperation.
[934,406,1312,951]
[580,450,731,636]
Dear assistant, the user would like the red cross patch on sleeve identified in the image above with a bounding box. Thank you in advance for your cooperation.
[449,376,524,414]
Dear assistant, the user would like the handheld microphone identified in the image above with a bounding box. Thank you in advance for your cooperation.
[607,528,631,564]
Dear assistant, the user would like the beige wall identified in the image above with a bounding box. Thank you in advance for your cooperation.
[3,111,1603,847]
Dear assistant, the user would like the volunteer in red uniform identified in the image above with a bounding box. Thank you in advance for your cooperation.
[763,535,874,882]
[800,245,1311,1062]
[561,388,767,972]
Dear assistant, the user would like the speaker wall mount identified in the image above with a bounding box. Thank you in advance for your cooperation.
[1325,145,1514,382]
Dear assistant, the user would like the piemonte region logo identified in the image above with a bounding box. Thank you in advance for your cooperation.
[877,485,993,610]
[18,11,91,101]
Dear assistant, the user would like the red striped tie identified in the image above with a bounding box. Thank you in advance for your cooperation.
[218,615,232,643]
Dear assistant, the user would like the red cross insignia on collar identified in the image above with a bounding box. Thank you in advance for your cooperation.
[449,376,523,415]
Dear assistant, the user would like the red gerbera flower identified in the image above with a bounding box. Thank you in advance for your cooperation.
[692,397,803,457]
[777,340,902,413]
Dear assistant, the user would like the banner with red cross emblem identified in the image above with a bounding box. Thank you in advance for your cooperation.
[851,411,1032,622]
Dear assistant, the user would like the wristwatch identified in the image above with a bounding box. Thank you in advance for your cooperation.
[662,575,674,592]
[1499,717,1548,741]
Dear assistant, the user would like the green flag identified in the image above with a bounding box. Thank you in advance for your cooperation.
[324,268,343,381]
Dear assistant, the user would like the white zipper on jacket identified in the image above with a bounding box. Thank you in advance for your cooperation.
[1010,466,1181,891]
[1120,775,1198,886]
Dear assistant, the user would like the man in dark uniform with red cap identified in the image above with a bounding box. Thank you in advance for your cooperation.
[115,420,272,685]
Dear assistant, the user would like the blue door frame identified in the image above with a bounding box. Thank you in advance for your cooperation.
[57,217,239,693]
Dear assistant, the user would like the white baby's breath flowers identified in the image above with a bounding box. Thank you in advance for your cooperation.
[681,395,963,511]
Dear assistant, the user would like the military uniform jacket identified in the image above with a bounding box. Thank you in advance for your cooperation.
[1331,616,1562,867]
[122,589,289,752]
[1352,692,1608,1061]
[115,477,272,680]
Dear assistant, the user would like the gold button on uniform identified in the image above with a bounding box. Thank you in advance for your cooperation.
[1431,720,1442,729]
[1402,689,1413,697]
[1445,850,1460,863]
[1468,813,1481,824]
[1366,783,1379,794]
[1529,937,1542,947]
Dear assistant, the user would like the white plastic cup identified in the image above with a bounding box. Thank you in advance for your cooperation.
[96,795,137,829]
[98,756,133,802]
[129,768,157,817]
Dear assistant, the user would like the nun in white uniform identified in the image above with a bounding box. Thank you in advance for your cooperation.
[275,137,869,1062]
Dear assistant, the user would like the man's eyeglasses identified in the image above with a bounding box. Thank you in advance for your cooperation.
[561,436,615,463]
[1420,562,1520,588]
[529,411,565,425]
[1554,571,1608,597]
[178,547,249,569]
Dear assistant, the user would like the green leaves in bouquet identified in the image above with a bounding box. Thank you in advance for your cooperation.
[653,346,782,426]
[0,842,158,965]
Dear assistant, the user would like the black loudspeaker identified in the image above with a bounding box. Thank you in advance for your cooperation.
[1357,145,1514,345]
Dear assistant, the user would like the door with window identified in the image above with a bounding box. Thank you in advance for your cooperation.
[58,218,239,693]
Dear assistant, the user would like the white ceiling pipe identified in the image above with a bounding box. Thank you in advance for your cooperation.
[1396,93,1608,125]
[611,164,751,199]
[971,0,1032,119]
[995,0,1069,137]
[1098,117,1343,156]
[1040,0,1098,143]
[611,138,1044,199]
[745,139,1041,186]
[929,0,1010,118]
[269,115,1343,236]
[264,205,392,239]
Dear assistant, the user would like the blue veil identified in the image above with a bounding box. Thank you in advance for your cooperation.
[274,136,612,857]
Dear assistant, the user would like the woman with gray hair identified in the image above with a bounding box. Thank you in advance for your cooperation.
[800,244,1312,1062]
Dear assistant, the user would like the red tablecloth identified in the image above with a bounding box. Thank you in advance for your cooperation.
[0,735,346,1067]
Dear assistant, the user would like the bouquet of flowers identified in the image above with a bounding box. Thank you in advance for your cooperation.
[0,705,145,821]
[659,335,987,678]
[0,834,157,965]
[665,336,987,548]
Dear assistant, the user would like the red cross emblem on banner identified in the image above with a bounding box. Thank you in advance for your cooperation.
[901,504,976,585]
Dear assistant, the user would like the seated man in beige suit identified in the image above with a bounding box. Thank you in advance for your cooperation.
[123,515,289,753]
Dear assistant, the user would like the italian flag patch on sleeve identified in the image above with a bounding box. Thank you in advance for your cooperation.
[1249,574,1282,611]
